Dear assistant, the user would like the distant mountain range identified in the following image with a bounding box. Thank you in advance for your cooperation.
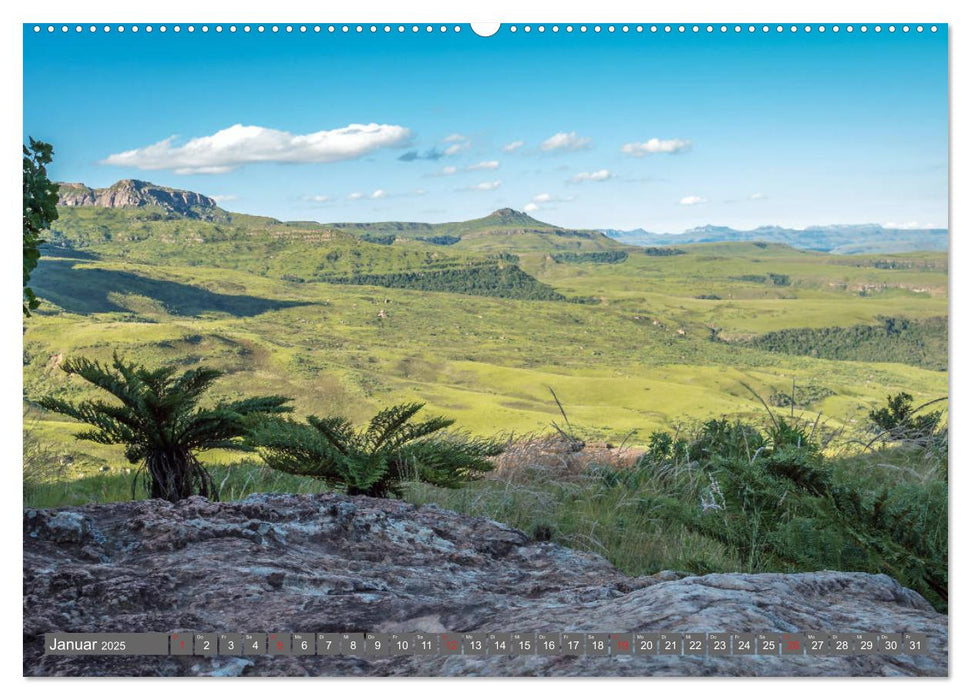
[54,181,621,254]
[56,180,948,255]
[327,207,622,253]
[602,223,949,255]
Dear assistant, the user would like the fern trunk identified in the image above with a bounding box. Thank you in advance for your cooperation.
[140,447,218,503]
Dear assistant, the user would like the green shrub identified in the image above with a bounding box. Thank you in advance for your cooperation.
[634,414,947,611]
[689,418,766,463]
[253,402,503,498]
[868,392,944,444]
[765,417,818,455]
[768,383,835,409]
[646,430,673,462]
[865,392,948,482]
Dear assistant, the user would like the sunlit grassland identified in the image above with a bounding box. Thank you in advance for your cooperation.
[21,209,948,604]
[23,234,947,481]
[520,243,946,335]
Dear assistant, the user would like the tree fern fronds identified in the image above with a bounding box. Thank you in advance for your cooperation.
[254,404,500,499]
[37,354,290,502]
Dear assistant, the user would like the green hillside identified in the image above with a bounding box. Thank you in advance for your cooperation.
[24,195,947,480]
[46,206,565,300]
[330,208,627,254]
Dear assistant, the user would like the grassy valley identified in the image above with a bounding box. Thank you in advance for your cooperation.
[22,184,949,612]
[24,193,947,477]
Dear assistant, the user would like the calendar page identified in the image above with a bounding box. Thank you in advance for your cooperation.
[21,16,948,679]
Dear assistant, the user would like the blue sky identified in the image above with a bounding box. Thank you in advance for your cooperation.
[23,24,948,231]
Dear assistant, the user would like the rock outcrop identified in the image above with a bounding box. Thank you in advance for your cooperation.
[57,180,219,218]
[23,493,947,677]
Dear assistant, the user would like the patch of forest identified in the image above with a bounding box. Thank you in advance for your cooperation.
[731,272,791,286]
[550,251,629,264]
[643,247,686,256]
[319,263,571,301]
[415,235,462,246]
[746,316,947,370]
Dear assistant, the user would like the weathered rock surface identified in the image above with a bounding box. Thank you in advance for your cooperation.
[23,493,947,677]
[57,180,219,218]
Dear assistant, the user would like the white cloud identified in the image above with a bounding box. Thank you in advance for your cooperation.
[443,133,466,143]
[466,180,502,192]
[680,195,707,206]
[345,188,426,201]
[444,142,470,156]
[209,194,237,203]
[569,169,613,183]
[102,123,412,174]
[523,192,574,210]
[467,160,500,171]
[540,131,592,152]
[503,140,525,152]
[750,192,767,200]
[435,160,498,174]
[304,195,332,203]
[621,138,691,157]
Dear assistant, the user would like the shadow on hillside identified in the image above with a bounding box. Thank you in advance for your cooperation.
[31,259,309,317]
[38,245,101,261]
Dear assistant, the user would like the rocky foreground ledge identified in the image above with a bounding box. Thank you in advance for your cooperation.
[24,493,947,676]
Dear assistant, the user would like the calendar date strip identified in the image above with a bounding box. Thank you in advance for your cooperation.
[44,631,930,657]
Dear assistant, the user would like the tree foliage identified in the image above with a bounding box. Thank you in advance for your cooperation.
[550,251,628,264]
[37,354,292,502]
[868,392,943,440]
[321,263,569,301]
[644,246,687,258]
[731,272,790,286]
[253,402,503,498]
[867,392,947,477]
[643,247,686,257]
[415,235,461,246]
[359,233,397,245]
[23,138,60,316]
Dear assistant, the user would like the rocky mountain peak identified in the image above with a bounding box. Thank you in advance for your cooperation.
[57,180,220,219]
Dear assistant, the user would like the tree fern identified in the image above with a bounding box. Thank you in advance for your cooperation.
[37,353,291,502]
[254,403,503,498]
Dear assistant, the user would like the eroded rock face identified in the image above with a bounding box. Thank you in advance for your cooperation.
[56,180,218,217]
[23,494,947,677]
